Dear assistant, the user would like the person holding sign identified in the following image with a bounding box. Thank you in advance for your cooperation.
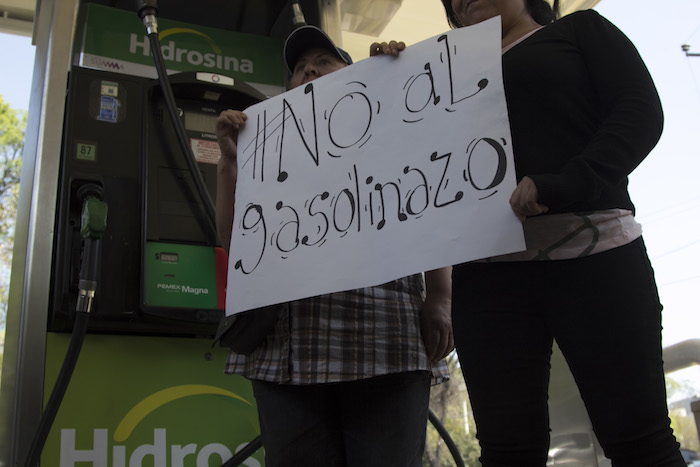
[371,0,684,465]
[216,24,452,467]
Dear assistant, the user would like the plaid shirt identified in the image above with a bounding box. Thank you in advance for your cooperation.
[224,274,449,385]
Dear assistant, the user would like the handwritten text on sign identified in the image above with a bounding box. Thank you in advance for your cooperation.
[227,17,525,315]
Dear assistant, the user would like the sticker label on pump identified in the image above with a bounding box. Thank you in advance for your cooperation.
[75,141,98,161]
[89,79,126,123]
[97,80,121,122]
[100,81,119,97]
[144,242,218,309]
[190,138,221,165]
[98,96,119,123]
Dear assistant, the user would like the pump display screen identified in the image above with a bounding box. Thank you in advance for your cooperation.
[184,112,218,134]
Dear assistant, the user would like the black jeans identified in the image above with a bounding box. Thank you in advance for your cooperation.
[452,238,684,466]
[251,371,431,467]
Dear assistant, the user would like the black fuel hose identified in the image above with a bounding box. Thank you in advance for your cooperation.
[429,407,466,467]
[221,409,465,467]
[143,24,218,239]
[221,435,263,467]
[24,311,90,466]
[24,187,107,466]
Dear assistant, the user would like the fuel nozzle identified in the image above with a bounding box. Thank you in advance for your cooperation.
[76,184,108,314]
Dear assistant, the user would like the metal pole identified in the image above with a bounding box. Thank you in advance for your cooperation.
[0,0,81,463]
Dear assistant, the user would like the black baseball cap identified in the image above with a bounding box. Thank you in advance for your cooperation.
[284,25,353,74]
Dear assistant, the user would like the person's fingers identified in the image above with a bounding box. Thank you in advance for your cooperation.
[218,110,247,131]
[228,111,247,128]
[509,182,527,221]
[389,40,406,55]
[424,322,454,362]
[524,182,538,212]
[510,176,548,221]
[369,41,406,57]
[443,331,455,360]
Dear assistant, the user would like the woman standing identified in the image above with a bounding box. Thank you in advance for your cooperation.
[419,0,682,465]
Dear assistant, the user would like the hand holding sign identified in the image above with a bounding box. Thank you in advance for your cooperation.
[226,17,525,315]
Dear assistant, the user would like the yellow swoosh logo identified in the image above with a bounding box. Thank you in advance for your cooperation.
[159,28,222,55]
[114,384,252,442]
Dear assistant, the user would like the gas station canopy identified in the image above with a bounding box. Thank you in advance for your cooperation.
[0,0,34,36]
[1,0,601,39]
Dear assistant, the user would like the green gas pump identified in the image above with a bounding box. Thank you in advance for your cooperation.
[49,66,267,335]
[2,1,305,464]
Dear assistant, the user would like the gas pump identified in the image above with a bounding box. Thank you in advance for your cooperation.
[6,0,295,464]
[49,66,266,336]
[34,56,268,467]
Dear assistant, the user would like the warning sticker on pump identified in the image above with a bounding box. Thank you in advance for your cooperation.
[97,96,119,123]
[100,81,119,97]
[190,138,221,165]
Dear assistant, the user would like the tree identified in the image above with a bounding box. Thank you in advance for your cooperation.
[667,375,700,454]
[0,95,26,371]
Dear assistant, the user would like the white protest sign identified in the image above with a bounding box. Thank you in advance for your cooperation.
[226,17,525,315]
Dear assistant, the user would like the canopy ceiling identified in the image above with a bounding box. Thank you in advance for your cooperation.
[1,0,601,39]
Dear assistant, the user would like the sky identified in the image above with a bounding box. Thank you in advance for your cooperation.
[1,0,699,391]
[0,32,34,111]
[593,0,700,396]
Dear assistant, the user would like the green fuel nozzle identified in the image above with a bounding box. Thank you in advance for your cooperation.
[76,184,108,314]
[80,196,108,240]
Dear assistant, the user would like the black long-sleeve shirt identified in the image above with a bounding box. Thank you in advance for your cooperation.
[503,9,663,215]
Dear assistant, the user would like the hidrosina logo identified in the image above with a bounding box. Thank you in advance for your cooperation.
[58,385,259,467]
[129,28,254,74]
